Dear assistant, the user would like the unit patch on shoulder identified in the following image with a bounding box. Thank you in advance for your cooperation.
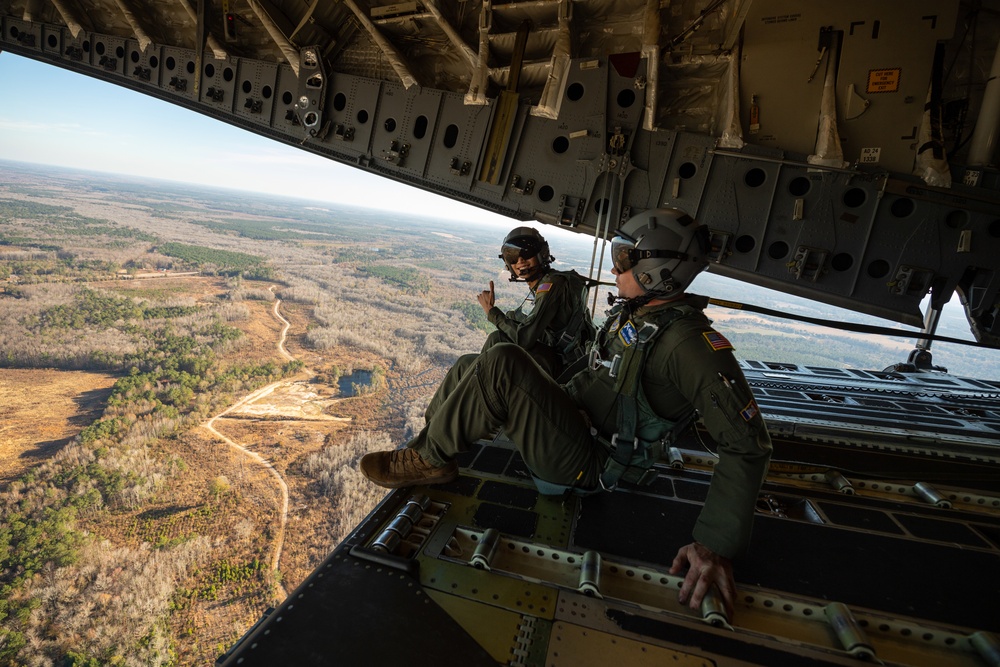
[536,282,553,293]
[619,320,638,346]
[740,399,760,422]
[703,331,734,351]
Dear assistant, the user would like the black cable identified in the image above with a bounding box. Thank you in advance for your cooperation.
[706,298,992,349]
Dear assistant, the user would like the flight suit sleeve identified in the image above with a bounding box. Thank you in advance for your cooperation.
[487,274,566,349]
[656,326,772,559]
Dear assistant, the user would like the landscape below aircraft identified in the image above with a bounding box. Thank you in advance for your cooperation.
[2,0,999,665]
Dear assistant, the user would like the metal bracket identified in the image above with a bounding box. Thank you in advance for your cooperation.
[381,141,410,165]
[332,123,354,141]
[450,158,471,176]
[510,175,534,195]
[293,46,327,136]
[14,30,35,47]
[888,265,934,297]
[788,246,829,282]
[557,195,585,227]
[707,230,731,263]
[609,126,627,156]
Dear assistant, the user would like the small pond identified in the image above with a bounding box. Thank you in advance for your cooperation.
[338,369,373,397]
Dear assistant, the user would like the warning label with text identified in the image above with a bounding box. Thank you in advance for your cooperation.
[867,68,901,93]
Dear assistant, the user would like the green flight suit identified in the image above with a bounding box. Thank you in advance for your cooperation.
[423,268,592,423]
[566,294,772,558]
[484,269,593,378]
[410,293,771,560]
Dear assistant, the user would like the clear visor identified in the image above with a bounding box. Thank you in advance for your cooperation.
[610,236,636,273]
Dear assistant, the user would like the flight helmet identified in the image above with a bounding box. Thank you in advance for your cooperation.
[499,227,554,282]
[610,208,709,296]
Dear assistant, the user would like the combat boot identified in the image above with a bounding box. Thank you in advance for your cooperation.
[359,449,458,488]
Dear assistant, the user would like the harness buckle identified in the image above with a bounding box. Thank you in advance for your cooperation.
[610,432,640,450]
[588,346,602,371]
[608,354,622,378]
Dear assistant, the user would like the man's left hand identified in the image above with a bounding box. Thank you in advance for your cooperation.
[669,542,736,618]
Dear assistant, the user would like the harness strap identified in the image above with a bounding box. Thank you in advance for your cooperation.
[599,307,694,491]
[554,271,597,355]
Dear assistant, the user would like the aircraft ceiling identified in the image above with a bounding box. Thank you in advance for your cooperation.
[1,0,999,348]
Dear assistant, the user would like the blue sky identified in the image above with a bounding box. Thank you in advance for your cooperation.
[0,51,538,235]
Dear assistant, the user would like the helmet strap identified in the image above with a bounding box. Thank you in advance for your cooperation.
[508,257,550,283]
[607,288,676,316]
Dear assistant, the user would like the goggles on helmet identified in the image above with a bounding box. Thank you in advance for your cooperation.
[610,234,690,274]
[500,240,542,266]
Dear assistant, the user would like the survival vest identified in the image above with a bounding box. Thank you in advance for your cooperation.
[542,270,597,379]
[529,300,700,497]
[594,302,699,491]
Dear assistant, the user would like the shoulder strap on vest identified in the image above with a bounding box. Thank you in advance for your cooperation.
[599,305,696,490]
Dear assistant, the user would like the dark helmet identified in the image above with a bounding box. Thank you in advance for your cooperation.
[499,227,554,282]
[610,208,709,295]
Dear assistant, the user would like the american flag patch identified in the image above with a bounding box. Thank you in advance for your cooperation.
[703,331,733,351]
[536,282,553,293]
[740,400,759,422]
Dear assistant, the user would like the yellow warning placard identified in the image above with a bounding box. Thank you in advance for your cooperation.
[867,68,901,93]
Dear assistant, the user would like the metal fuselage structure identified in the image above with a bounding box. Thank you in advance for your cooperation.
[1,1,999,665]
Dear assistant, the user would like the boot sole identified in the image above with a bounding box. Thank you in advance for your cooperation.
[360,462,459,489]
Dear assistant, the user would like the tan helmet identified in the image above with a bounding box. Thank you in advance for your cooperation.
[611,208,709,295]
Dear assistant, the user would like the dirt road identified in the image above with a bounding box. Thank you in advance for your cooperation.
[201,289,297,599]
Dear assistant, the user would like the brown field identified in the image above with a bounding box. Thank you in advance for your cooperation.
[0,368,118,484]
[1,274,395,664]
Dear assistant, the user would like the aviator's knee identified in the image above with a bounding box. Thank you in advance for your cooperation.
[480,342,529,364]
[481,329,511,352]
[478,343,542,383]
